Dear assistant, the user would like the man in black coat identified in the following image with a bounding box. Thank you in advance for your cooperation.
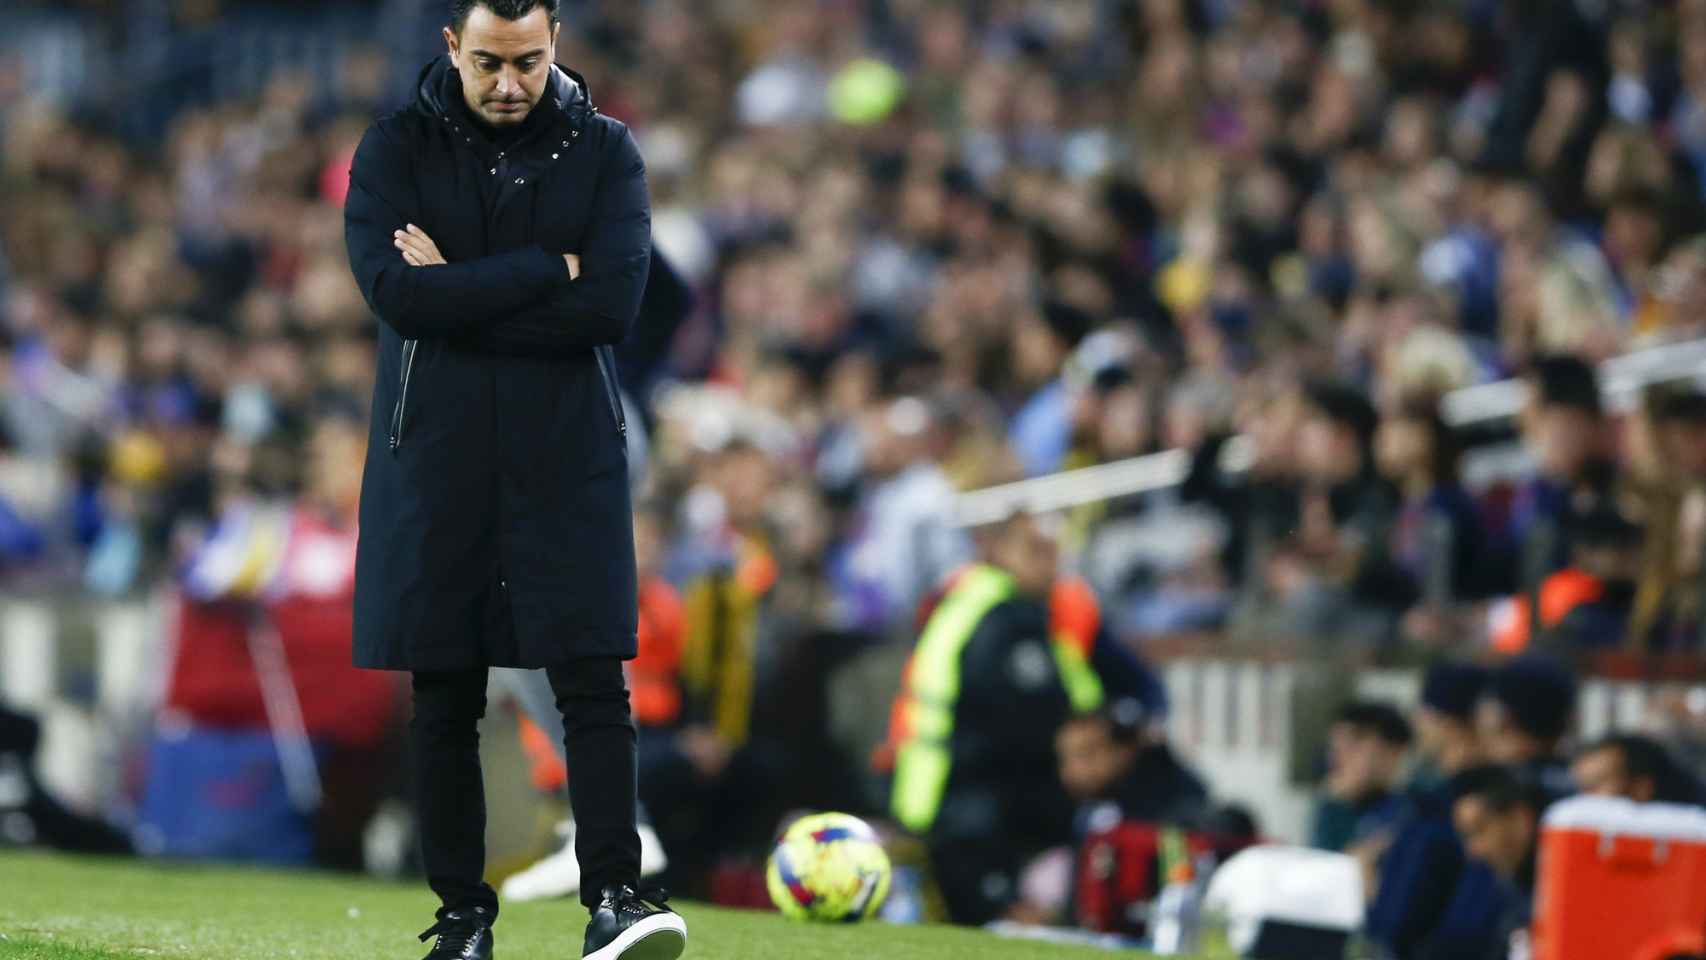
[342,2,684,958]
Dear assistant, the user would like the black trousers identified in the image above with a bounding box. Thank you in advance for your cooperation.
[411,659,639,918]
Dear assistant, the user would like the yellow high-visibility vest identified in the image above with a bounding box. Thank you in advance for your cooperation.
[890,565,1103,834]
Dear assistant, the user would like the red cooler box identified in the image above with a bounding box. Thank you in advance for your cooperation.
[1533,796,1706,960]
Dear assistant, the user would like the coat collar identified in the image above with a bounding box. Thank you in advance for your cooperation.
[412,54,594,141]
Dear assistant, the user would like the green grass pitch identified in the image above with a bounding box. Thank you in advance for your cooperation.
[0,851,1152,959]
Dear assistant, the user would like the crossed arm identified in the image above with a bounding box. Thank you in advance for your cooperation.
[393,223,580,278]
[344,119,652,349]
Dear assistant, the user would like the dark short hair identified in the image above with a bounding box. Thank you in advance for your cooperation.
[1529,354,1602,416]
[1062,697,1152,747]
[1568,506,1643,550]
[1421,660,1490,722]
[1304,378,1380,452]
[1453,764,1544,814]
[1488,654,1578,743]
[1334,701,1414,748]
[1390,397,1461,488]
[1584,734,1667,782]
[1582,734,1705,805]
[451,0,560,32]
[1652,387,1706,425]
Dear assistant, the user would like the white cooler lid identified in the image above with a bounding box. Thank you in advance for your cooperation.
[1543,795,1706,842]
[1204,844,1363,934]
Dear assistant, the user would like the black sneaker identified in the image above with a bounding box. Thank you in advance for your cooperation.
[418,907,494,960]
[582,885,687,960]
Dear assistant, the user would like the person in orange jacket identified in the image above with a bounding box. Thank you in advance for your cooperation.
[1488,508,1643,653]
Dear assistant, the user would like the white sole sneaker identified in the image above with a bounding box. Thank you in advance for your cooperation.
[583,912,688,960]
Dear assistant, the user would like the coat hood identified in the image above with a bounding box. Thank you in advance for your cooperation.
[412,54,594,134]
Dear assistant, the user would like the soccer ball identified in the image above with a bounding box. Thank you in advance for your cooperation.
[766,812,892,923]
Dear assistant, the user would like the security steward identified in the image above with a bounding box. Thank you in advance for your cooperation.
[890,509,1104,924]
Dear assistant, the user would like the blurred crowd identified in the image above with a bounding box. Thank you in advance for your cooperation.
[8,0,1706,651]
[5,0,1706,950]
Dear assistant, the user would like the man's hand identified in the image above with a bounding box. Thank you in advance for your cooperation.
[393,225,580,280]
[394,224,446,266]
[1347,830,1393,903]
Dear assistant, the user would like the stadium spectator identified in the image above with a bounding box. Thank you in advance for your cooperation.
[833,396,971,635]
[1477,655,1579,798]
[1651,382,1706,482]
[1625,385,1701,649]
[642,439,793,894]
[1309,701,1412,853]
[1182,381,1305,601]
[1490,507,1645,653]
[1008,301,1094,479]
[1373,399,1488,608]
[1236,379,1403,644]
[1505,355,1617,588]
[1366,662,1493,959]
[1055,698,1207,831]
[1050,698,1243,939]
[1635,387,1706,649]
[148,402,400,868]
[1572,733,1706,806]
[1451,765,1550,960]
[1640,234,1706,342]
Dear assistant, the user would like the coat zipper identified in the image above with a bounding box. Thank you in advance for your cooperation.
[592,347,627,437]
[389,339,419,451]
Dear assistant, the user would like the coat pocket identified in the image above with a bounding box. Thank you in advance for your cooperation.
[592,346,627,438]
[388,338,420,452]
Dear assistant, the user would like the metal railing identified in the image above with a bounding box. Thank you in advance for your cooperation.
[955,337,1706,528]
